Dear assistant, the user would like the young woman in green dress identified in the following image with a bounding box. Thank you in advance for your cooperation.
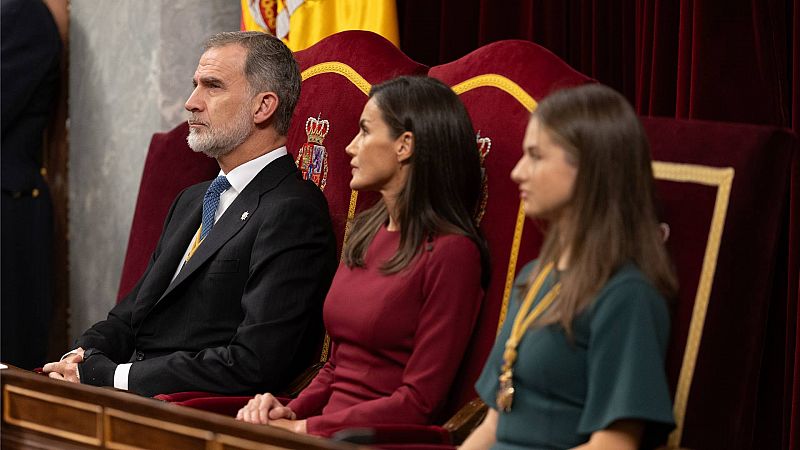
[462,83,678,450]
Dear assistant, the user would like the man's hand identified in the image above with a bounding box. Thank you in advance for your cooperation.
[42,347,85,383]
[236,393,296,425]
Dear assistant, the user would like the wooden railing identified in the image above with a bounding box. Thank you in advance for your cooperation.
[0,366,365,449]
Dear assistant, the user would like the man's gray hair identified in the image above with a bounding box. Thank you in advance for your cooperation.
[204,31,300,136]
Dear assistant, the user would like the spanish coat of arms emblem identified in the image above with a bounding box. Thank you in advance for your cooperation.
[296,114,330,191]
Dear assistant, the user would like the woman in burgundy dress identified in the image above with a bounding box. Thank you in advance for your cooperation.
[236,76,489,437]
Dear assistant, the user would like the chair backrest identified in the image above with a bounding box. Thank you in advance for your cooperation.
[117,31,799,450]
[428,40,593,420]
[286,30,428,365]
[430,41,799,449]
[642,117,797,450]
[288,30,428,256]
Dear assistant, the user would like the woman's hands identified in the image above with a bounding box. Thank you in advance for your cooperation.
[268,418,308,434]
[236,393,306,433]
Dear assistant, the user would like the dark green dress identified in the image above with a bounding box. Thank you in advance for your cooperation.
[475,261,675,450]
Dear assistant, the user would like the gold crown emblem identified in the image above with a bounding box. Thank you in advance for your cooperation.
[305,114,330,144]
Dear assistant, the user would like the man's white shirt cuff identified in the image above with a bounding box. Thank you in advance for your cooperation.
[60,349,79,361]
[114,363,131,390]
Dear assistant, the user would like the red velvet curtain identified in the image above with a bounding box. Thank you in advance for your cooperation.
[397,1,799,448]
[397,0,797,130]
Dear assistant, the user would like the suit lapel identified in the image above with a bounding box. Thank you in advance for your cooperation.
[131,189,204,325]
[156,154,297,303]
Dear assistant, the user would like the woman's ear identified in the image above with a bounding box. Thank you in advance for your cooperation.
[253,92,279,125]
[397,131,414,163]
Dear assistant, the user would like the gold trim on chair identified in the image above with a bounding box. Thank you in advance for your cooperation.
[301,63,373,362]
[319,182,360,362]
[452,75,732,448]
[450,74,539,333]
[452,72,733,450]
[301,62,371,95]
[496,203,528,333]
[653,162,734,448]
[300,61,372,362]
[301,61,372,251]
[342,191,360,252]
[319,335,332,363]
[452,74,537,111]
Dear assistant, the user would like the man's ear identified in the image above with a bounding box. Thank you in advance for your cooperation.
[253,92,279,125]
[397,131,414,163]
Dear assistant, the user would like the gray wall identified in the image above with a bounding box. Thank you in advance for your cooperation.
[68,1,239,341]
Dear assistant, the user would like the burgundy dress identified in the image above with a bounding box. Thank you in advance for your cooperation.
[287,226,484,436]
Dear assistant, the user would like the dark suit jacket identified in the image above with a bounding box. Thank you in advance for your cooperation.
[76,154,338,397]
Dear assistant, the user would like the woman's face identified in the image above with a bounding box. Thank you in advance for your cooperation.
[511,118,578,221]
[345,97,410,194]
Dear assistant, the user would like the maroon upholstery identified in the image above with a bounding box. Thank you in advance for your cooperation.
[287,30,428,254]
[642,118,799,450]
[117,31,800,450]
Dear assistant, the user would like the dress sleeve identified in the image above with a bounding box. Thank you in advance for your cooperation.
[305,237,484,436]
[287,343,337,418]
[577,278,675,435]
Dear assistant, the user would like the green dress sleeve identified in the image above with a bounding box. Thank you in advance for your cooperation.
[577,274,675,435]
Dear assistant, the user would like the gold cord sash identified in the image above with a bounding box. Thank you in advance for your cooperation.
[497,262,562,412]
[186,226,203,262]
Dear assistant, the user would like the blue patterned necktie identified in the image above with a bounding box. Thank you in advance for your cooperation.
[200,175,231,241]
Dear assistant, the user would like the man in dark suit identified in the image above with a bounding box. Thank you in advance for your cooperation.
[43,31,338,397]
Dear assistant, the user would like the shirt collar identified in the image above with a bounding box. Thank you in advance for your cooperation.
[219,146,288,193]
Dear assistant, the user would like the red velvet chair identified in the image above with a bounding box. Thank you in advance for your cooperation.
[116,31,800,450]
[324,38,800,450]
[285,30,427,253]
[642,118,798,450]
[307,40,595,449]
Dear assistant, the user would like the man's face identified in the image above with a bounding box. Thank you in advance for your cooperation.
[185,44,255,158]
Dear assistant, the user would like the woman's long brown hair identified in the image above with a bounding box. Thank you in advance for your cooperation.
[342,76,490,287]
[528,84,678,335]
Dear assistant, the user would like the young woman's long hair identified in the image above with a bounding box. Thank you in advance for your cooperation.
[343,76,490,287]
[529,84,678,334]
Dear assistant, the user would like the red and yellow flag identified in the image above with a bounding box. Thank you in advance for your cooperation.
[241,0,399,51]
[241,0,278,35]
